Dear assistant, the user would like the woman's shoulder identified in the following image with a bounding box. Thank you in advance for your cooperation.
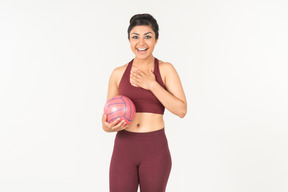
[111,63,129,77]
[157,60,177,85]
[109,62,130,86]
[158,60,176,73]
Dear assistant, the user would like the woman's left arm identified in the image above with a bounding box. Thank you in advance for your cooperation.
[131,62,187,118]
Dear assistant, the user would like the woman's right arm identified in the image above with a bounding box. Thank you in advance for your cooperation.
[102,68,128,132]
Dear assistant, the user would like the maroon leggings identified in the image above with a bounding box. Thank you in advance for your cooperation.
[109,128,172,192]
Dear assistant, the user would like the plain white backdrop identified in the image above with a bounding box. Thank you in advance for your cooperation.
[1,0,288,191]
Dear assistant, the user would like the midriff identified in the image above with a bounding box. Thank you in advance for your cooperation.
[125,113,165,132]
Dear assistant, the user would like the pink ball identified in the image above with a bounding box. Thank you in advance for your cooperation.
[104,95,136,125]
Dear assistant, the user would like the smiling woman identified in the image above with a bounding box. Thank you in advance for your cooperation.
[102,13,187,192]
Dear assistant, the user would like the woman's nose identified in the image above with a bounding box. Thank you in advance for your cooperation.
[138,38,145,45]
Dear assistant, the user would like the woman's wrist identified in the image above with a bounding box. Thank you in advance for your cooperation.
[149,81,159,91]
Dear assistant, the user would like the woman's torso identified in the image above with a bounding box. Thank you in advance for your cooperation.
[115,59,166,132]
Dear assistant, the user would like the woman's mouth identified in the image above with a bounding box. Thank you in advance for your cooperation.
[136,48,148,54]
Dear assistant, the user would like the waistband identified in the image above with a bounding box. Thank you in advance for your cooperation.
[116,128,165,138]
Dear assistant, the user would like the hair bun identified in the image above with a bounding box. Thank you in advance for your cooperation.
[130,14,152,24]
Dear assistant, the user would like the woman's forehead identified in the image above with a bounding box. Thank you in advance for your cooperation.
[130,25,154,34]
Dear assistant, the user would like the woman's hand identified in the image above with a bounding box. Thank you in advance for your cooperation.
[102,114,128,132]
[130,69,157,90]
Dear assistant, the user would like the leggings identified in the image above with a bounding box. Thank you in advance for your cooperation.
[109,128,172,192]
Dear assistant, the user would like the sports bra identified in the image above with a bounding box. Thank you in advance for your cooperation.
[119,58,166,114]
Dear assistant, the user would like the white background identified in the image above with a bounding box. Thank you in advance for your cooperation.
[1,0,288,191]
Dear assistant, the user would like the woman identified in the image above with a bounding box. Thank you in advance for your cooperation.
[102,13,187,192]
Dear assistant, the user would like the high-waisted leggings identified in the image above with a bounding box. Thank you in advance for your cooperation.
[109,128,172,192]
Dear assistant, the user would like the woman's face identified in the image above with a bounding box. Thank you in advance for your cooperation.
[129,25,158,60]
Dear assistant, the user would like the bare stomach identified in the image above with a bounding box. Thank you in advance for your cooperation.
[125,113,165,132]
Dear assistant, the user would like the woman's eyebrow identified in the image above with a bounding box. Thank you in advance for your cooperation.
[131,32,153,36]
[144,32,153,35]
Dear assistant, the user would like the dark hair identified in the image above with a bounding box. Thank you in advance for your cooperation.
[128,13,159,40]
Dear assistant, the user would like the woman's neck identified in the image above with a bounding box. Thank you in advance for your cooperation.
[133,55,155,67]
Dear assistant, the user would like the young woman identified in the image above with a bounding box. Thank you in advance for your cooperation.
[102,13,187,192]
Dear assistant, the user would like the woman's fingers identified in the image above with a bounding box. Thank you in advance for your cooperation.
[130,73,140,87]
[136,70,145,77]
[118,124,129,131]
[110,118,121,127]
[102,114,107,122]
[112,120,127,131]
[131,72,143,84]
[131,72,139,81]
[131,70,144,79]
[102,113,128,132]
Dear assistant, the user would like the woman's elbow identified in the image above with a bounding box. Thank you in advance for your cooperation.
[179,112,187,118]
[178,107,187,118]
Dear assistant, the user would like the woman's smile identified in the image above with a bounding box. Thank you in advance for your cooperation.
[136,47,148,54]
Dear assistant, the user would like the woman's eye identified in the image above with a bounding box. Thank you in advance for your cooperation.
[132,36,139,39]
[145,36,152,39]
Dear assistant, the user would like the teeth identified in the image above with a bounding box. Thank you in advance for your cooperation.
[137,48,147,51]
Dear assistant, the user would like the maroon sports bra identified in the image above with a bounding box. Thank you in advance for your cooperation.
[119,58,166,114]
